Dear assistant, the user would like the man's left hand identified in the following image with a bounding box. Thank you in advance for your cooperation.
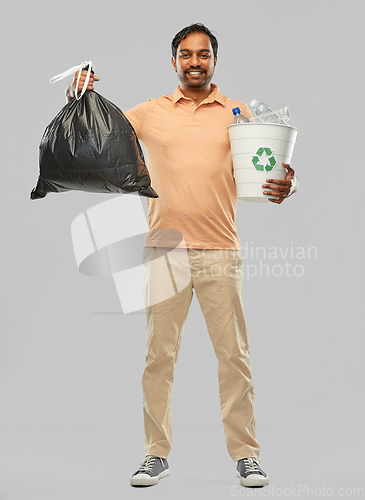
[262,163,296,204]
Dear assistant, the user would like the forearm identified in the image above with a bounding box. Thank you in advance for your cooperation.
[65,79,75,103]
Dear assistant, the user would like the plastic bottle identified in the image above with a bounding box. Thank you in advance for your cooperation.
[254,106,290,123]
[232,107,251,124]
[250,105,290,123]
[272,105,291,122]
[250,100,288,125]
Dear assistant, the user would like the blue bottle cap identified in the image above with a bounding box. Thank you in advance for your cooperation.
[232,107,241,115]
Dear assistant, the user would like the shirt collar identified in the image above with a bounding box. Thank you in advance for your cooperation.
[167,83,226,106]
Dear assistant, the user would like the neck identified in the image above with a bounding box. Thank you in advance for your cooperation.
[179,83,214,106]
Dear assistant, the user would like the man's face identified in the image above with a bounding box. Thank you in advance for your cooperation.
[172,32,217,89]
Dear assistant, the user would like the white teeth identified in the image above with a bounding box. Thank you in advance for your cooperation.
[189,72,202,75]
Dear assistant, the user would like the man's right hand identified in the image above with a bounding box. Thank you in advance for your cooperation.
[73,69,100,93]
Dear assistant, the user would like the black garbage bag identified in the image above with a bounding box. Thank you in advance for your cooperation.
[31,90,158,199]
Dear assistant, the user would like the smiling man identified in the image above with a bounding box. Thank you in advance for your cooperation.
[67,23,297,490]
[172,32,217,104]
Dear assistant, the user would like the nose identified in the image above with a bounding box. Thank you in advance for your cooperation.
[190,54,199,67]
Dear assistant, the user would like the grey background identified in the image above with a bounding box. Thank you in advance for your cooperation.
[1,0,364,498]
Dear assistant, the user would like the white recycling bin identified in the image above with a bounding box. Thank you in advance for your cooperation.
[228,123,298,202]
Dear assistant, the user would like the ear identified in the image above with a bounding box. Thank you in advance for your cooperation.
[214,56,217,68]
[171,56,177,73]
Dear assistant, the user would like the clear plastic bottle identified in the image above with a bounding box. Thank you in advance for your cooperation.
[272,105,291,122]
[250,100,288,125]
[250,105,290,123]
[232,107,251,124]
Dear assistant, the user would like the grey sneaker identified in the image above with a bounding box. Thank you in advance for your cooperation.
[130,455,170,486]
[236,457,269,487]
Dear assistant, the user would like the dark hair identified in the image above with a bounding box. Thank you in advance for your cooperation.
[171,23,218,60]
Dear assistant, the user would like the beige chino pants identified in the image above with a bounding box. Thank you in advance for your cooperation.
[141,247,260,461]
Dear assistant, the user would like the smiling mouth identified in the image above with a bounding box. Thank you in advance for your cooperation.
[187,70,204,76]
[187,72,204,79]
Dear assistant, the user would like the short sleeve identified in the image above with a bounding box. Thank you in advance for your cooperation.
[124,101,150,139]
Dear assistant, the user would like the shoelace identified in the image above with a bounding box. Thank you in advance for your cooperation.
[138,455,163,472]
[242,457,262,474]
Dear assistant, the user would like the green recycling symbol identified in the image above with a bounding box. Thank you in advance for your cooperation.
[251,147,277,172]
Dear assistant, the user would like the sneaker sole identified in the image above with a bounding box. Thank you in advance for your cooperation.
[130,468,170,486]
[236,471,269,487]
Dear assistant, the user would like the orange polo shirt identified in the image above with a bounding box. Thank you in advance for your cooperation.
[124,84,252,250]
